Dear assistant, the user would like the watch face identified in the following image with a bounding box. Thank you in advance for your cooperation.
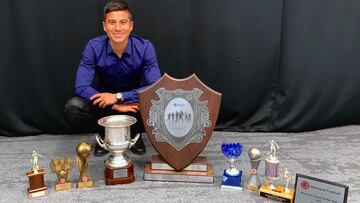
[116,93,123,100]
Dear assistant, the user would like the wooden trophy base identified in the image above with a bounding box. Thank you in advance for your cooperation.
[27,187,48,198]
[77,179,94,189]
[143,155,214,183]
[54,182,72,191]
[104,163,135,185]
[259,183,294,203]
[26,168,48,198]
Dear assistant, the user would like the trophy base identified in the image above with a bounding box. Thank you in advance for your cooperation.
[77,180,94,189]
[246,174,260,191]
[149,155,209,171]
[259,183,294,203]
[143,155,214,183]
[27,187,48,198]
[54,182,72,191]
[104,163,135,185]
[221,170,243,190]
[26,168,48,198]
[246,184,259,191]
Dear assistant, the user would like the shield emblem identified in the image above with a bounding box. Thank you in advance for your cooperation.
[139,73,222,171]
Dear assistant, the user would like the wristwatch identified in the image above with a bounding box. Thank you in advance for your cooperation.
[115,92,123,103]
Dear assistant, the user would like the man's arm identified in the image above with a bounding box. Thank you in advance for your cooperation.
[89,41,160,111]
[75,42,99,101]
[122,41,161,103]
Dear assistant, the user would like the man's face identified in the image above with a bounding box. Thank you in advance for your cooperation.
[103,10,133,45]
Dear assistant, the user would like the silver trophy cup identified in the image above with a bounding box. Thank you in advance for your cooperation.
[96,115,140,168]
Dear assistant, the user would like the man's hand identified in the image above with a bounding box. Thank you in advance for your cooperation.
[112,103,139,113]
[91,93,117,108]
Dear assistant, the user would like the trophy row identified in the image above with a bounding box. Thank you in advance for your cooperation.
[26,115,141,198]
[26,142,94,198]
[26,114,293,202]
[220,140,295,202]
[27,140,294,202]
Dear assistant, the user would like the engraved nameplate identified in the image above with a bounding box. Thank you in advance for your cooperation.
[28,190,48,199]
[259,191,291,203]
[144,173,214,183]
[113,169,128,179]
[151,162,208,171]
[149,155,208,171]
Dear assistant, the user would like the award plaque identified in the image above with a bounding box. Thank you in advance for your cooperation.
[97,115,139,185]
[139,73,221,183]
[26,151,48,198]
[294,174,349,203]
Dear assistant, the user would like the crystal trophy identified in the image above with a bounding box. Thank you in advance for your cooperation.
[220,143,243,190]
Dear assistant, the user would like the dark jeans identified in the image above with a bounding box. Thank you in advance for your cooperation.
[64,97,144,138]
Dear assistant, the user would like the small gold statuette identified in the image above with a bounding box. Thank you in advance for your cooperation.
[31,150,44,174]
[76,142,94,188]
[50,157,73,191]
[26,151,48,198]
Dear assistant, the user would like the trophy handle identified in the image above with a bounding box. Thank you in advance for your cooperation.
[129,133,140,148]
[96,135,109,150]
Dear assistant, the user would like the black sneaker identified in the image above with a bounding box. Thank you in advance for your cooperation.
[94,143,109,157]
[130,135,146,155]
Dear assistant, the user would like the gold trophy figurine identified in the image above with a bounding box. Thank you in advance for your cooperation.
[50,157,73,191]
[26,151,48,198]
[76,142,94,188]
[31,151,43,174]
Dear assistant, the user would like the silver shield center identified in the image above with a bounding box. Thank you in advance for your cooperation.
[164,97,194,138]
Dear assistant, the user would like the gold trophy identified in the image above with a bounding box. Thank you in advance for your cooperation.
[76,142,94,188]
[26,151,48,198]
[50,157,72,191]
[259,140,294,202]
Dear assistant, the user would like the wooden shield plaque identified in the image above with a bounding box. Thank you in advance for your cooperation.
[139,73,221,171]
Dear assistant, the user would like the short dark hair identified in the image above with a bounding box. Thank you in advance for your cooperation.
[103,0,133,21]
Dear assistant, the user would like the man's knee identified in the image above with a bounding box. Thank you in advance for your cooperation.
[65,97,90,112]
[64,97,92,124]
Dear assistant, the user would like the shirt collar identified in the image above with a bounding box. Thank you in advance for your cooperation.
[106,35,132,56]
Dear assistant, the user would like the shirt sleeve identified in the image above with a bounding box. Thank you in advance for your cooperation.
[74,41,99,101]
[122,41,161,103]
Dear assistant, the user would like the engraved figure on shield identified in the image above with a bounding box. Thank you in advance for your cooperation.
[147,87,211,151]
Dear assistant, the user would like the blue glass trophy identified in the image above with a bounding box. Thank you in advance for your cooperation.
[221,143,243,190]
